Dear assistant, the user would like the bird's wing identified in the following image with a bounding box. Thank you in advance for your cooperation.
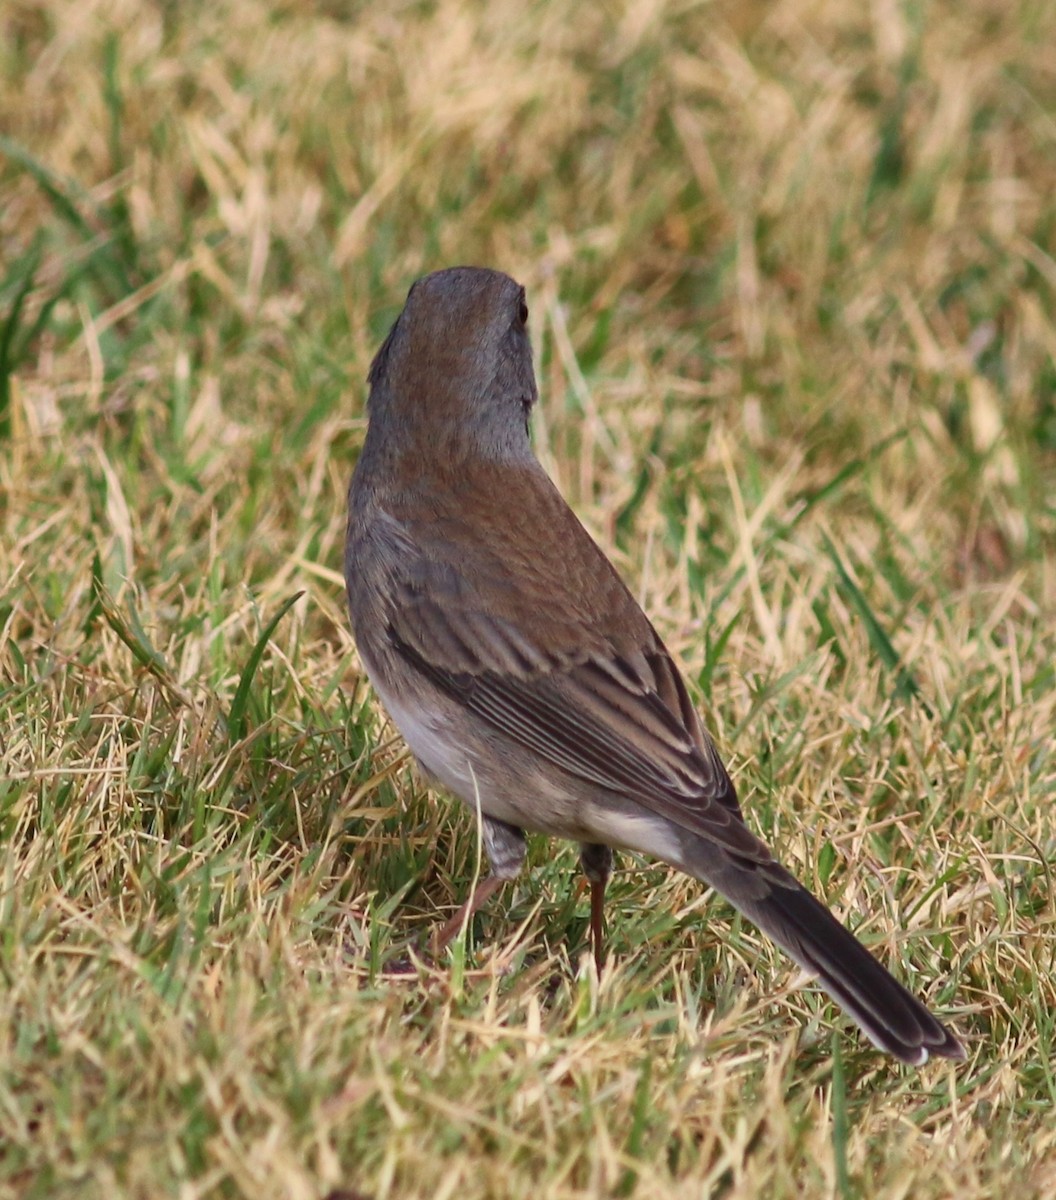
[385,579,772,864]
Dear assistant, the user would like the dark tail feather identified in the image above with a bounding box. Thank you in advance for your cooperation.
[689,847,965,1064]
[762,878,964,1063]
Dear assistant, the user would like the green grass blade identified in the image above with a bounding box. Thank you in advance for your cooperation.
[821,533,930,714]
[228,591,304,743]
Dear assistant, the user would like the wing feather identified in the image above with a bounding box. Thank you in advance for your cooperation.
[387,595,768,862]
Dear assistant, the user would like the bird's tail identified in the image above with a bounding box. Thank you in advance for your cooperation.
[683,837,965,1065]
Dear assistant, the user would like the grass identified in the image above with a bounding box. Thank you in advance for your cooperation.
[2,0,1055,1195]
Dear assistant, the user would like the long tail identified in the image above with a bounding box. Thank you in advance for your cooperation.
[684,839,965,1064]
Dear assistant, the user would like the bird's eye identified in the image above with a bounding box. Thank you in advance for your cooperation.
[518,298,529,325]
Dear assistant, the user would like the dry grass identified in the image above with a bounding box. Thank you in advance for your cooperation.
[2,0,1055,1196]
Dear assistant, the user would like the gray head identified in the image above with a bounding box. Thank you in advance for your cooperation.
[363,267,538,468]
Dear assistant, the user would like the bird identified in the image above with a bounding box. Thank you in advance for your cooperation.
[344,265,965,1065]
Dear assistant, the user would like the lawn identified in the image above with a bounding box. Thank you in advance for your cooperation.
[1,0,1054,1196]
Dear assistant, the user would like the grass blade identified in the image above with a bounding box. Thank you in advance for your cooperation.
[228,591,304,743]
[821,533,930,715]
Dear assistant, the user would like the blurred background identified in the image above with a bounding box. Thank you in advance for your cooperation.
[2,1,1054,1196]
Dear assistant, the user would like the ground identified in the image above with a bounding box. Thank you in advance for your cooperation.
[1,1,1054,1197]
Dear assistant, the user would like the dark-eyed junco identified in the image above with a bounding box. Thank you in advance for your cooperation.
[345,266,965,1065]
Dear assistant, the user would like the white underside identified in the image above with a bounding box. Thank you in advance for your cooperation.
[368,665,684,863]
[370,676,476,795]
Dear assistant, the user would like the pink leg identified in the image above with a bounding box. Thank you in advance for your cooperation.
[434,875,506,953]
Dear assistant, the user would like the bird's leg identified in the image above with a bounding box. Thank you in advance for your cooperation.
[434,874,506,951]
[434,815,526,955]
[579,843,614,974]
